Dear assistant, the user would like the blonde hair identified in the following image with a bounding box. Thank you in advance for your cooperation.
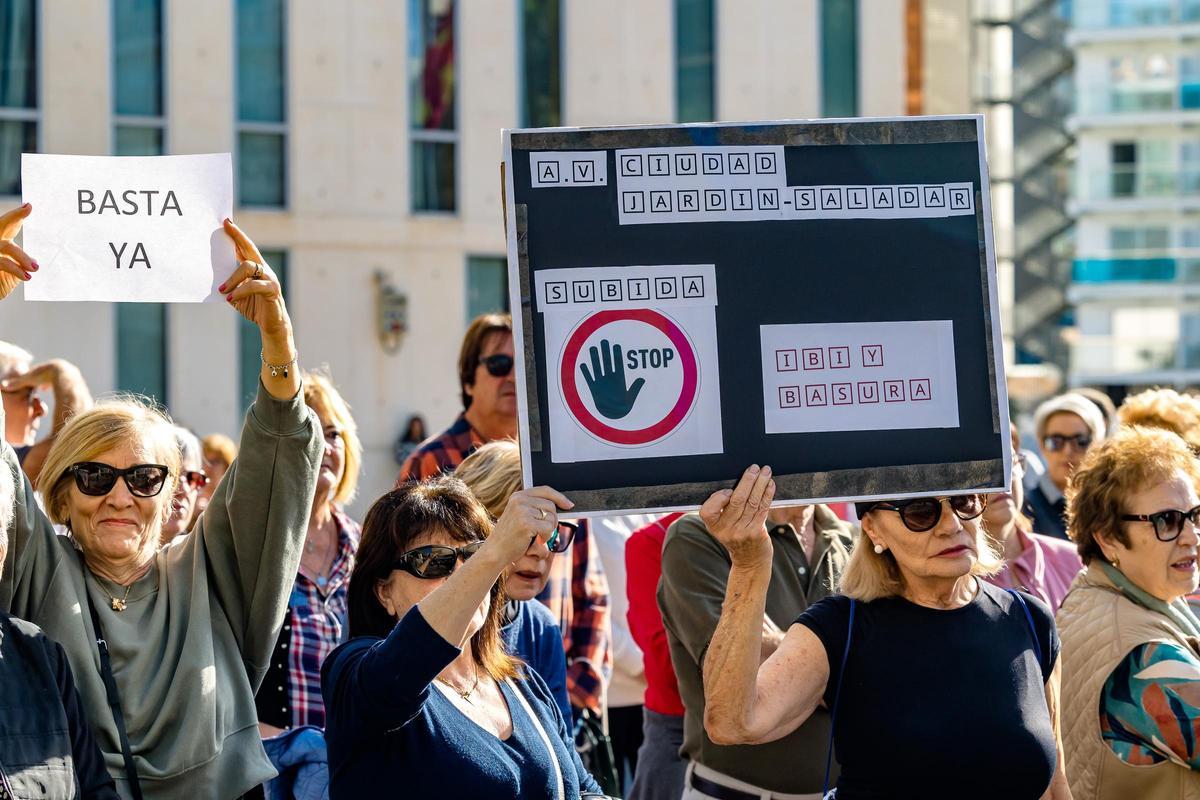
[1117,388,1200,452]
[37,397,181,527]
[201,434,237,470]
[1067,425,1200,564]
[302,370,362,505]
[454,440,522,519]
[839,504,1003,602]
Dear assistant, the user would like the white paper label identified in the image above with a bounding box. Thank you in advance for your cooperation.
[530,151,608,188]
[536,265,722,463]
[760,320,959,434]
[21,153,235,303]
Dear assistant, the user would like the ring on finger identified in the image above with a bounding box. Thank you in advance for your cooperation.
[537,508,548,520]
[252,263,262,280]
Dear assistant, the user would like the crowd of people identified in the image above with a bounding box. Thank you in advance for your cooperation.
[2,196,1200,799]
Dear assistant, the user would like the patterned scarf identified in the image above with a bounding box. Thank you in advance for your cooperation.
[1099,559,1200,639]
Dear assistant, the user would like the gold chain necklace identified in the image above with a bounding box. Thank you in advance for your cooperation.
[98,582,133,612]
[437,668,481,704]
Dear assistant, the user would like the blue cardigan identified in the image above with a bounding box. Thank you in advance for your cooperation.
[502,599,572,723]
[322,606,600,799]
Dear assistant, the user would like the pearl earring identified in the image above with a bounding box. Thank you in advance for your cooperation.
[873,543,884,555]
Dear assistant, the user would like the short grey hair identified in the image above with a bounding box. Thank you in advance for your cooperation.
[0,341,33,382]
[173,427,202,472]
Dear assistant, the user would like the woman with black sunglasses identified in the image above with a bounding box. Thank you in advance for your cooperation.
[1058,425,1200,799]
[699,465,1071,800]
[0,205,324,799]
[322,476,602,799]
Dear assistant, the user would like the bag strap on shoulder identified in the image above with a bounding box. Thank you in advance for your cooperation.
[79,558,144,800]
[822,598,855,797]
[1007,588,1048,676]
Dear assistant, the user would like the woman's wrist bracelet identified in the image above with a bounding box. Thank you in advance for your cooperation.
[260,349,297,379]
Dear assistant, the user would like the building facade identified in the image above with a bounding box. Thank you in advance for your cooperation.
[0,0,971,516]
[1066,0,1200,391]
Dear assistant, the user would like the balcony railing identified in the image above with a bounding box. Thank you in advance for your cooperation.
[1077,164,1200,201]
[1073,253,1200,283]
[1071,335,1185,376]
[1075,83,1200,115]
[1073,0,1200,28]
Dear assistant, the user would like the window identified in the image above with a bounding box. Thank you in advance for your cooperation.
[409,0,457,212]
[0,0,37,196]
[113,0,167,404]
[1109,226,1170,253]
[238,250,288,407]
[236,0,287,207]
[520,0,560,128]
[116,304,168,405]
[820,0,858,118]
[113,0,165,154]
[675,0,715,122]
[466,256,509,320]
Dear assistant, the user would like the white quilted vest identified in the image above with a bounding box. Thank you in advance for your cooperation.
[1057,567,1200,800]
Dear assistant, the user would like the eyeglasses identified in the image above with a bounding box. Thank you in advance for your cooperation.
[68,462,171,498]
[394,541,485,579]
[1120,505,1200,542]
[867,495,986,532]
[543,521,578,554]
[1043,433,1091,453]
[182,470,209,489]
[479,354,514,378]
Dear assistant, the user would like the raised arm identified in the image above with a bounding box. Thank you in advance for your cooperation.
[4,358,93,486]
[699,465,830,746]
[186,220,321,682]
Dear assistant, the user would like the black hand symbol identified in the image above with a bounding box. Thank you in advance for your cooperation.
[579,339,645,420]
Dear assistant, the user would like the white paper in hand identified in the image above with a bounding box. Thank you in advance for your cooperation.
[20,153,235,302]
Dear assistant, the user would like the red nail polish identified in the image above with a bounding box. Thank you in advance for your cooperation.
[226,294,233,302]
[29,261,38,271]
[22,271,30,280]
[218,283,225,292]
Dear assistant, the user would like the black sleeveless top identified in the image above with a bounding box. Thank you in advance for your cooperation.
[796,581,1058,800]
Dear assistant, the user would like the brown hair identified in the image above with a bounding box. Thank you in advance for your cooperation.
[201,434,237,470]
[1117,388,1200,452]
[347,476,521,683]
[458,313,512,410]
[1067,425,1200,564]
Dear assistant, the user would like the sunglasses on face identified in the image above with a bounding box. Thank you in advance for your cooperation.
[479,354,514,378]
[542,521,578,554]
[1043,433,1091,453]
[68,462,171,498]
[394,541,485,579]
[1121,504,1200,542]
[182,470,209,489]
[868,495,986,532]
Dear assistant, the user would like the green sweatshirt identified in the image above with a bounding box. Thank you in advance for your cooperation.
[0,383,321,800]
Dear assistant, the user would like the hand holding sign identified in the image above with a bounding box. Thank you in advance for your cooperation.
[700,465,776,568]
[0,204,36,301]
[580,339,646,420]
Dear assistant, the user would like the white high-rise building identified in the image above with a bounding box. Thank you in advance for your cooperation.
[1066,0,1200,392]
[0,0,973,515]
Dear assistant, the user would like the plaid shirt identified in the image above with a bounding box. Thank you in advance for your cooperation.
[396,412,484,484]
[281,508,360,729]
[536,519,612,716]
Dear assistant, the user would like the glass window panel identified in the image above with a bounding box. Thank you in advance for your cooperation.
[820,0,858,118]
[0,0,36,110]
[239,251,287,408]
[0,118,35,195]
[521,0,561,128]
[676,0,715,123]
[408,0,455,131]
[238,131,286,207]
[237,0,285,123]
[467,256,509,320]
[113,0,163,117]
[115,125,163,156]
[116,303,168,405]
[411,140,455,212]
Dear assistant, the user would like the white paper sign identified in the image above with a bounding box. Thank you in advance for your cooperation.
[21,153,235,302]
[760,320,959,434]
[535,265,722,464]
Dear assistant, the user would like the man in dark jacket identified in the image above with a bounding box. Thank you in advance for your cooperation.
[0,459,117,799]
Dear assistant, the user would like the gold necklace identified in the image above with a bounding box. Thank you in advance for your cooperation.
[98,582,133,612]
[437,668,480,703]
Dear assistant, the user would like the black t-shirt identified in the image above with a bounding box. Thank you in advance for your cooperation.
[796,581,1058,800]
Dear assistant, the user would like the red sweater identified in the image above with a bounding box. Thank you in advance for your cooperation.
[624,513,685,716]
